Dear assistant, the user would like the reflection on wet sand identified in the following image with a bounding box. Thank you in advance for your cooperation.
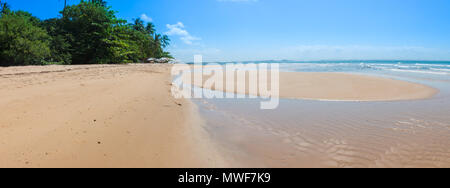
[193,67,450,167]
[197,98,450,168]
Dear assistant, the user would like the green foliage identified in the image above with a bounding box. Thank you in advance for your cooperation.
[1,0,10,15]
[42,18,72,64]
[60,2,122,64]
[0,10,51,66]
[0,0,171,66]
[87,0,107,7]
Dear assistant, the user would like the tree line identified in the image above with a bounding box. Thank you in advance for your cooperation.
[0,0,171,66]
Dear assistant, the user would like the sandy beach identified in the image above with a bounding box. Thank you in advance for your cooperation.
[2,0,450,172]
[0,64,446,168]
[0,64,226,168]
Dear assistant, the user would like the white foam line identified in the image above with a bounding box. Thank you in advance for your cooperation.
[388,69,449,75]
[430,68,450,72]
[416,63,450,67]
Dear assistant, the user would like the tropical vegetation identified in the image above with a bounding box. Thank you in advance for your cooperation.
[0,0,171,66]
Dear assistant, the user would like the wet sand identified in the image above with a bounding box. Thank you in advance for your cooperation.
[193,70,450,168]
[197,97,450,168]
[0,64,226,168]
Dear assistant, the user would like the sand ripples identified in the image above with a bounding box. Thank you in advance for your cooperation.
[196,97,450,168]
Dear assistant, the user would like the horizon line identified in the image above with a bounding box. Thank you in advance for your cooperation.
[180,59,450,64]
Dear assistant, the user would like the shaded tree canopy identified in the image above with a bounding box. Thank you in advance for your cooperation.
[0,9,51,66]
[0,0,171,66]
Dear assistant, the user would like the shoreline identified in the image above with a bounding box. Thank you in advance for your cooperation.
[0,63,445,168]
[0,64,226,168]
[193,71,450,167]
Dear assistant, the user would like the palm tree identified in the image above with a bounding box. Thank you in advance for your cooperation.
[154,34,162,49]
[89,0,107,7]
[161,35,170,48]
[0,0,10,15]
[145,22,155,36]
[132,18,145,32]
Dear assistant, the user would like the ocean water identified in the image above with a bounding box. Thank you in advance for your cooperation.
[193,60,450,79]
[189,60,450,85]
[195,60,450,71]
[280,61,448,75]
[188,60,450,168]
[277,60,450,83]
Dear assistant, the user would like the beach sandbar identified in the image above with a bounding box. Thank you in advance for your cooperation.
[191,71,438,101]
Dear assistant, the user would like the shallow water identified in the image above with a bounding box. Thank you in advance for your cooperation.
[191,61,450,168]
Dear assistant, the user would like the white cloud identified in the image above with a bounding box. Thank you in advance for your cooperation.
[140,14,153,22]
[165,22,201,45]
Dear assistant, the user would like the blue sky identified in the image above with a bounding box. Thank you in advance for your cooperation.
[6,0,450,62]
